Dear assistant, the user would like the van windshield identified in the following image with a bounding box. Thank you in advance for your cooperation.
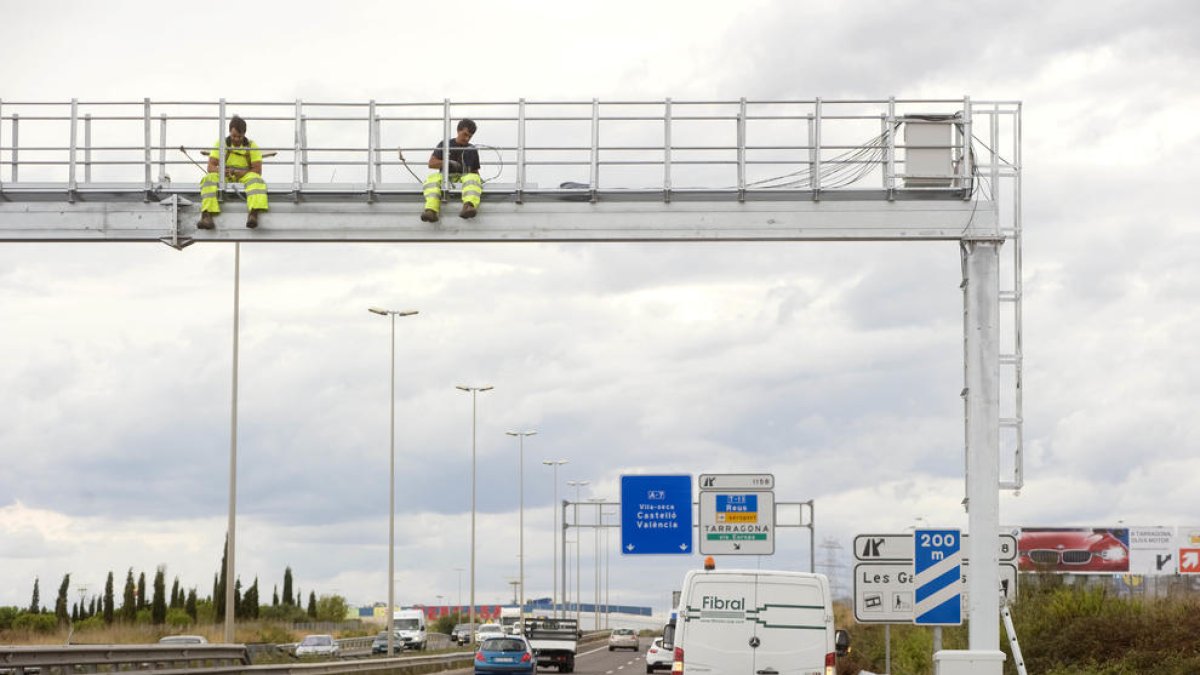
[395,619,421,630]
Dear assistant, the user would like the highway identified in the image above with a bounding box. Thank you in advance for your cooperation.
[442,637,648,675]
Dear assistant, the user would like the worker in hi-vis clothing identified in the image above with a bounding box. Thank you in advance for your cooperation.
[197,115,268,230]
[421,119,481,222]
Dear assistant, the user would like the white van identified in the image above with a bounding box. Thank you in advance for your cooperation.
[392,608,428,650]
[666,566,848,675]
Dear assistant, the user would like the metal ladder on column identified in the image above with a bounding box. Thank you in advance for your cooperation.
[961,101,1024,492]
[1001,598,1029,675]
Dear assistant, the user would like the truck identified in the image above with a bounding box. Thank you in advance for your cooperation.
[391,608,428,651]
[499,606,523,635]
[665,565,849,675]
[522,616,579,673]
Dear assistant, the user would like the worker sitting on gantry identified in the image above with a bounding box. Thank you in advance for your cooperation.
[421,119,482,222]
[197,115,269,230]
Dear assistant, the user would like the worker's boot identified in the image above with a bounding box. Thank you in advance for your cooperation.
[459,203,477,219]
[420,208,440,223]
[197,212,215,230]
[246,210,260,229]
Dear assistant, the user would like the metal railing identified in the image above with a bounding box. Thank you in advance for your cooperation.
[0,97,1017,201]
[0,631,610,675]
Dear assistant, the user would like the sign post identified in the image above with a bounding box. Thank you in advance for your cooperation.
[620,475,693,555]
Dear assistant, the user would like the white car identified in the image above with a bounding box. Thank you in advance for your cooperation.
[475,623,505,643]
[159,635,208,645]
[295,634,340,657]
[645,637,673,672]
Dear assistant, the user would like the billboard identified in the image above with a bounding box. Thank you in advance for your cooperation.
[1180,527,1200,575]
[1015,527,1130,573]
[1129,526,1176,574]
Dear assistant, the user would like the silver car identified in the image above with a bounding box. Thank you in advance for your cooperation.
[608,627,639,651]
[295,634,340,657]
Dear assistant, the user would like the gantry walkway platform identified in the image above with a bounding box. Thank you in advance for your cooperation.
[0,97,1013,245]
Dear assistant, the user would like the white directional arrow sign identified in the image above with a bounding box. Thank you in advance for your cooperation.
[1181,549,1200,574]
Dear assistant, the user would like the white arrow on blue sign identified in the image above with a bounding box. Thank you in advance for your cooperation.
[913,528,962,625]
[620,475,693,555]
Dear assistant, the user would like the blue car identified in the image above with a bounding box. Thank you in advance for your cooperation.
[475,636,536,675]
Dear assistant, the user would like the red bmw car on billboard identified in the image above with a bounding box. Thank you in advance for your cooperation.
[1017,527,1130,573]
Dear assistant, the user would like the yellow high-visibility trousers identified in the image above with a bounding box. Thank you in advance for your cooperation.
[423,171,482,213]
[200,172,269,213]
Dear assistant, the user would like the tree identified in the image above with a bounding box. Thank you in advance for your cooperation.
[272,586,279,607]
[55,574,70,624]
[121,569,136,622]
[103,571,115,624]
[29,577,40,614]
[243,578,260,620]
[170,577,182,609]
[89,595,98,619]
[315,595,350,622]
[214,536,228,621]
[152,566,166,625]
[185,589,198,621]
[282,567,294,606]
[234,578,243,619]
[307,591,317,619]
[136,571,147,611]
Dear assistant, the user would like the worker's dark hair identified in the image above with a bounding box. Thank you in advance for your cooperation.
[457,119,477,134]
[229,115,248,134]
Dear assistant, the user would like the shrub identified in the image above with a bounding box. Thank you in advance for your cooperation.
[165,608,193,627]
[0,606,20,630]
[13,612,58,633]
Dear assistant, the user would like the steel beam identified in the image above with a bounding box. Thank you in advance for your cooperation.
[0,196,996,244]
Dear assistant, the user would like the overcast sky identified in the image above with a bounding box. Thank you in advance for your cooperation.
[2,1,1199,613]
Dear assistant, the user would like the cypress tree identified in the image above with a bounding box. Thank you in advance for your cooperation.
[233,578,243,619]
[214,536,228,619]
[103,571,115,624]
[121,569,136,622]
[55,574,70,623]
[170,577,182,609]
[307,591,317,619]
[246,578,260,619]
[29,577,40,614]
[282,567,294,606]
[151,566,166,624]
[185,588,198,621]
[213,573,224,620]
[89,595,98,619]
[71,602,79,622]
[136,571,147,611]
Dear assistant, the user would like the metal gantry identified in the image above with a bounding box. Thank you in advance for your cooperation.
[0,96,1022,655]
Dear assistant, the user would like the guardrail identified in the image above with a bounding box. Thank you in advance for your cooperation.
[0,97,1016,199]
[0,643,250,674]
[0,632,610,675]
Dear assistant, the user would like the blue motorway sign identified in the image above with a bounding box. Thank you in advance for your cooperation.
[621,475,693,555]
[913,528,962,625]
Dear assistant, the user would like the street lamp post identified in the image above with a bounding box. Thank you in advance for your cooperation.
[506,430,537,620]
[541,459,568,617]
[454,567,464,616]
[457,385,493,640]
[567,480,588,624]
[369,307,419,656]
[588,499,600,629]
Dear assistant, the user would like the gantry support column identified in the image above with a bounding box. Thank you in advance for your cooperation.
[964,238,1001,650]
